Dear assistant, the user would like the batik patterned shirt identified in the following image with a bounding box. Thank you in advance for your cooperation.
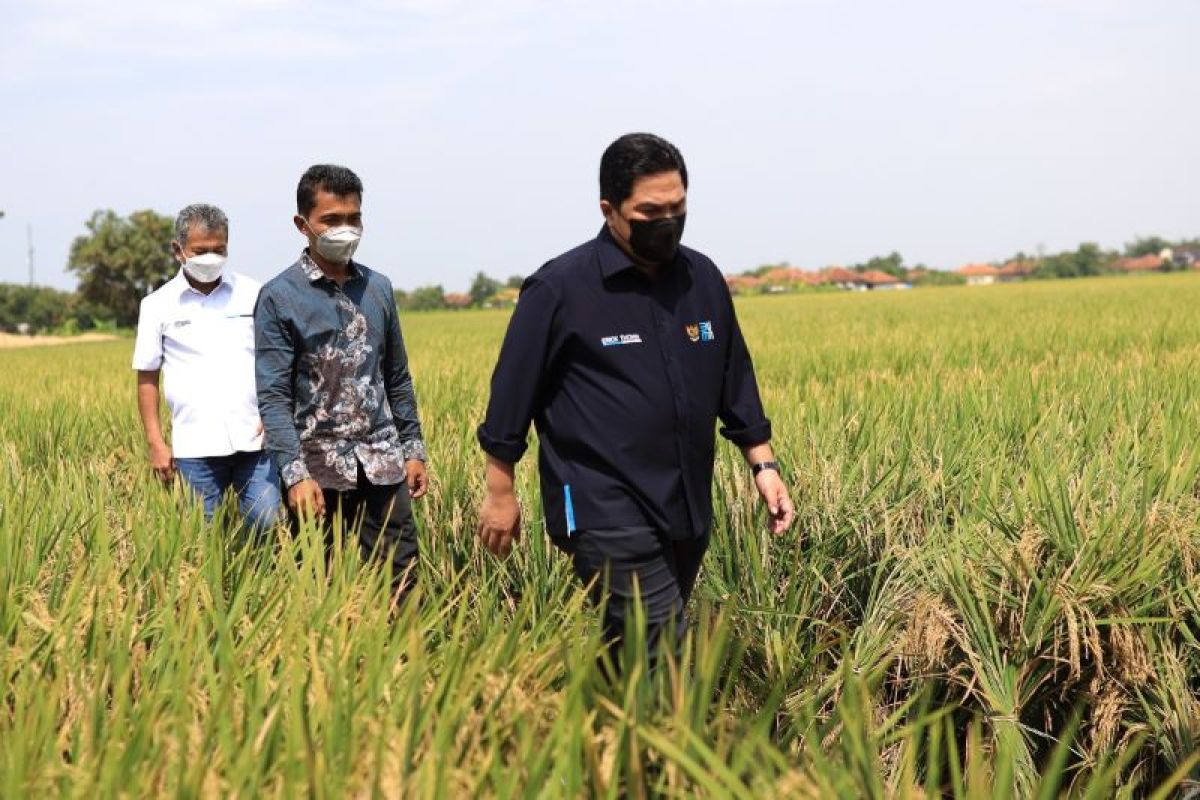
[255,251,427,491]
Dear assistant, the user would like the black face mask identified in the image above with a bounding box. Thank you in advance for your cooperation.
[626,213,686,265]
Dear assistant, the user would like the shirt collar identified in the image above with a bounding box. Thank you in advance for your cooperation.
[595,224,689,279]
[299,249,363,284]
[173,267,234,298]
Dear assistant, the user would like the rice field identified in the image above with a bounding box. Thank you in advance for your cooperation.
[2,273,1199,797]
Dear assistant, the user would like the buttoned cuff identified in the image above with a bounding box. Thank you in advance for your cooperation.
[401,439,428,463]
[281,458,311,487]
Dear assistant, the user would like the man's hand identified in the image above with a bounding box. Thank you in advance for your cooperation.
[148,441,175,483]
[754,469,795,535]
[287,478,326,519]
[477,489,521,558]
[406,460,429,499]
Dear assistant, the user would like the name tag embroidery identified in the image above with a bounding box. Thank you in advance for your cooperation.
[686,321,715,342]
[601,333,643,347]
[169,313,252,328]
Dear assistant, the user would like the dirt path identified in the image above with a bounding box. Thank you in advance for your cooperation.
[0,332,120,349]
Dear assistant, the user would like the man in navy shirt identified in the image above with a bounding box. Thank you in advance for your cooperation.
[476,133,794,666]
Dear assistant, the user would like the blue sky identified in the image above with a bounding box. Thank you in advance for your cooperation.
[2,0,1197,291]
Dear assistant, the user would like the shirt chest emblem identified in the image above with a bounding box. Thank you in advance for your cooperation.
[685,321,715,343]
[601,333,643,347]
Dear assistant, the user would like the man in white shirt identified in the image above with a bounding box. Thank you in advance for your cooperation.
[132,203,281,534]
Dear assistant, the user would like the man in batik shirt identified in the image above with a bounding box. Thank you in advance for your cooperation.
[255,164,428,598]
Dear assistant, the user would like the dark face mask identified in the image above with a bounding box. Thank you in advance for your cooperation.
[626,213,686,265]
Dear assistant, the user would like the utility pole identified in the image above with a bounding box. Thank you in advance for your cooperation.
[26,225,35,286]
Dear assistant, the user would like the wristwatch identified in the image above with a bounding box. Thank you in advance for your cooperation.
[751,461,781,476]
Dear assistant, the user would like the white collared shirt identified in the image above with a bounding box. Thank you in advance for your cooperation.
[132,269,264,458]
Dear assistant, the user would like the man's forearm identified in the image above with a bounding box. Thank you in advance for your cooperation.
[136,371,166,447]
[740,442,775,466]
[484,455,516,495]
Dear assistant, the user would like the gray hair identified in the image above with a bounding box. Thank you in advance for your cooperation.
[174,203,229,246]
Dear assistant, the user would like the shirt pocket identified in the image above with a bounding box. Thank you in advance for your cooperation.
[224,314,256,355]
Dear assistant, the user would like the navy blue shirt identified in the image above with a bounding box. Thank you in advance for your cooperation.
[478,226,771,541]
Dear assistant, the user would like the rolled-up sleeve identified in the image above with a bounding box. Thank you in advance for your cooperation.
[254,288,308,486]
[477,277,558,463]
[382,283,426,462]
[717,294,772,448]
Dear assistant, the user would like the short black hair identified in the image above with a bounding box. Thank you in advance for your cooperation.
[297,164,364,217]
[599,133,688,207]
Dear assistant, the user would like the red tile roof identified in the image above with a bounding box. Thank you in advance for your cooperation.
[1116,255,1164,272]
[860,270,900,285]
[957,263,999,277]
[726,274,764,285]
[824,267,864,284]
[762,267,808,284]
[998,260,1035,276]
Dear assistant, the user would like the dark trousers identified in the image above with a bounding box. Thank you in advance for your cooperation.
[292,467,419,601]
[557,526,710,670]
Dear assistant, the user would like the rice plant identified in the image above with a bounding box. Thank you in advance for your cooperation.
[1,273,1198,797]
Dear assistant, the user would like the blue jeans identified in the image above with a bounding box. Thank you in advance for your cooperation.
[176,451,282,534]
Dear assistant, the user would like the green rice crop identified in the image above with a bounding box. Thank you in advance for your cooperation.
[2,273,1198,797]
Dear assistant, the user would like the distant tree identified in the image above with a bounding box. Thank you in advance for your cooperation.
[1074,242,1109,276]
[1035,242,1113,279]
[910,269,965,287]
[1032,252,1063,279]
[505,274,525,290]
[852,251,906,278]
[66,209,175,326]
[0,284,63,332]
[1124,236,1170,258]
[0,283,98,334]
[468,271,501,307]
[405,285,447,311]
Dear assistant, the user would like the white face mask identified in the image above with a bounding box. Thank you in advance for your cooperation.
[310,224,362,265]
[181,251,226,283]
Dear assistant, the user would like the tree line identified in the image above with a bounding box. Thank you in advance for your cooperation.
[2,209,1197,333]
[0,209,533,333]
[394,272,525,312]
[737,235,1200,289]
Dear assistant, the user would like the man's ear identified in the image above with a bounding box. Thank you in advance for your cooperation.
[171,241,184,262]
[293,215,309,235]
[599,199,614,221]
